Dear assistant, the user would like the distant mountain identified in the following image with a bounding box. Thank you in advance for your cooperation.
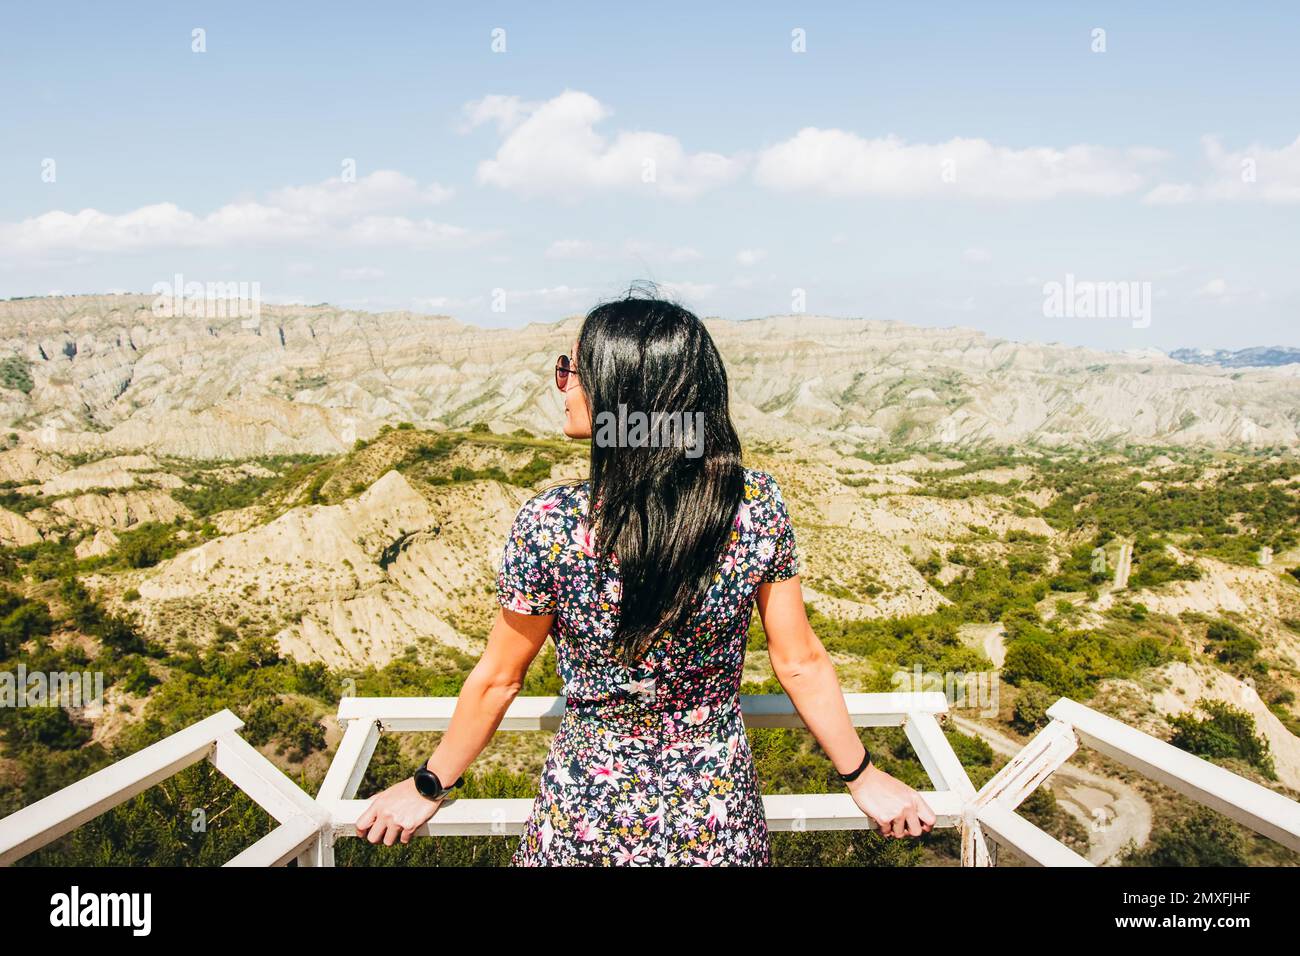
[1,294,1298,456]
[1170,346,1300,368]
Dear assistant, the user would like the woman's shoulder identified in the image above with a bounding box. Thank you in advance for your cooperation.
[739,467,793,523]
[510,481,589,527]
[741,467,787,502]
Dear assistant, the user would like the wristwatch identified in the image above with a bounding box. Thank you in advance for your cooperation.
[413,759,465,801]
[837,745,872,783]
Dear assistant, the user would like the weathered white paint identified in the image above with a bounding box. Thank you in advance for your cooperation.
[973,719,1080,813]
[1047,697,1300,851]
[902,711,994,865]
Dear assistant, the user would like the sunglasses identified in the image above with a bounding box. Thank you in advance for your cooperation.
[555,354,581,391]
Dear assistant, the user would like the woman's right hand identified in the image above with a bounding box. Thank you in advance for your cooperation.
[355,778,444,846]
[848,764,937,838]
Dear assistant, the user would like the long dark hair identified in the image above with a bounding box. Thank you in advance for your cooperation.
[577,287,745,667]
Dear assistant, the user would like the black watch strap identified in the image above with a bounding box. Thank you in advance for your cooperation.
[838,746,872,783]
[414,761,465,800]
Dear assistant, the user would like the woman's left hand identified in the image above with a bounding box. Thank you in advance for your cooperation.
[355,778,444,846]
[847,764,937,838]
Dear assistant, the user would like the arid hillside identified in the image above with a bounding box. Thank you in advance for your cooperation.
[2,294,1297,458]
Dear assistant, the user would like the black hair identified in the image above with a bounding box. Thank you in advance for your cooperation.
[577,284,744,666]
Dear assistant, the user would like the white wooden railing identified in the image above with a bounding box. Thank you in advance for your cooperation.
[321,692,984,863]
[1,693,1297,867]
[0,710,331,867]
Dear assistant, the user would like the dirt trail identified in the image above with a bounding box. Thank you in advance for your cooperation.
[958,623,1006,668]
[949,715,1152,865]
[1112,540,1133,590]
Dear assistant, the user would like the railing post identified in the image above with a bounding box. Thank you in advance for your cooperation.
[297,826,334,867]
[905,711,993,866]
[317,717,381,805]
[972,719,1080,812]
[966,718,1090,867]
[961,811,996,867]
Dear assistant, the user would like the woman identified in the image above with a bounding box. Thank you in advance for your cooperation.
[357,291,935,865]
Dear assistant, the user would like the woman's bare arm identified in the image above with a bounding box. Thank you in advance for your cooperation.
[756,575,935,838]
[422,608,554,784]
[756,576,869,773]
[356,607,553,845]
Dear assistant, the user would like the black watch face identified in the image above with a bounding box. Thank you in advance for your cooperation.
[415,769,442,798]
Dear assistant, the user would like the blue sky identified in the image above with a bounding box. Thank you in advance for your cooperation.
[2,2,1297,350]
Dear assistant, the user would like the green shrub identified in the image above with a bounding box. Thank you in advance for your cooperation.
[1122,807,1249,866]
[243,697,325,761]
[0,355,34,394]
[1011,681,1054,733]
[58,577,152,656]
[0,705,91,750]
[1003,639,1074,693]
[1204,620,1260,665]
[114,522,181,569]
[1166,698,1275,778]
[0,589,54,658]
[1002,620,1174,700]
[1129,547,1201,589]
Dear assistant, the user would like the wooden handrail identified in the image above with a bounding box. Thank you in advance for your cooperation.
[1,694,1294,867]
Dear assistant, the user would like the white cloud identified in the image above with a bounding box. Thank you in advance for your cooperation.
[754,129,1166,199]
[473,90,744,199]
[735,248,766,267]
[461,94,539,134]
[5,204,231,253]
[963,247,993,263]
[491,285,593,318]
[505,285,590,304]
[1197,278,1228,297]
[1203,134,1300,201]
[1145,134,1300,204]
[414,294,482,312]
[0,170,466,255]
[269,170,452,217]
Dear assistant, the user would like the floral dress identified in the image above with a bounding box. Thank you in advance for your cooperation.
[496,468,799,866]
